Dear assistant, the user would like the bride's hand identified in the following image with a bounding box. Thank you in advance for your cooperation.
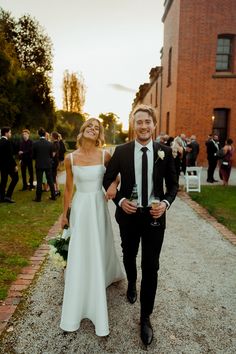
[61,215,69,229]
[105,183,117,201]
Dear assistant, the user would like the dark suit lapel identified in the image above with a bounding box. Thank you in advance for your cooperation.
[128,141,135,185]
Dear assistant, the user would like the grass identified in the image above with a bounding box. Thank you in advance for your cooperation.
[189,185,236,235]
[0,181,63,300]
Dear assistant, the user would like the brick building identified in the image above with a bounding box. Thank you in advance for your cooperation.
[131,0,236,166]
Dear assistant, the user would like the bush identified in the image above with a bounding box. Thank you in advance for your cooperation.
[65,140,76,150]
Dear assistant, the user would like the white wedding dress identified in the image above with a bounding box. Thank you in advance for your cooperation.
[60,152,124,336]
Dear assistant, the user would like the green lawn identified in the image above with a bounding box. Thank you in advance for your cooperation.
[0,184,63,300]
[189,185,236,235]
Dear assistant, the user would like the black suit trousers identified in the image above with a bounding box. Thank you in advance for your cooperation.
[117,209,164,317]
[207,158,218,181]
[21,159,34,188]
[35,168,55,200]
[0,168,19,200]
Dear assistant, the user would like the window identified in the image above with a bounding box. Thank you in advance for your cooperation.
[155,82,158,107]
[167,47,172,86]
[216,35,233,71]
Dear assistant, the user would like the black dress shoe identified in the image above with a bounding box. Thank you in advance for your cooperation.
[206,179,214,183]
[126,282,137,304]
[49,196,56,200]
[4,197,15,203]
[140,316,153,345]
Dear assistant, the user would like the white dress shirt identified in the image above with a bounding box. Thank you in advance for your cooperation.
[118,139,170,209]
[134,140,154,207]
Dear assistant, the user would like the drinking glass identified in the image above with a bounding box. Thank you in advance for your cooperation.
[150,197,161,226]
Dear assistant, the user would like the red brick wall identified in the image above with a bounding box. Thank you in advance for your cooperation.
[161,0,180,136]
[162,0,236,166]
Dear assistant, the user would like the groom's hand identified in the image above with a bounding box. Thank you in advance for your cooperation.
[150,201,167,218]
[121,199,138,214]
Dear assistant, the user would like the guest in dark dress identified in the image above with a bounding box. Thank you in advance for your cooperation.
[219,138,234,186]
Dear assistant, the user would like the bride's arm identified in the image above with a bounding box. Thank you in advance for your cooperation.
[104,151,120,200]
[61,155,73,228]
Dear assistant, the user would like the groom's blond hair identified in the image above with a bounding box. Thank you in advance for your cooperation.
[132,104,157,125]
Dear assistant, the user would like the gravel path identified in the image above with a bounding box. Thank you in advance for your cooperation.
[0,195,236,354]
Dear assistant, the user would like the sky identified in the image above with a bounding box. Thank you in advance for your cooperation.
[1,0,164,130]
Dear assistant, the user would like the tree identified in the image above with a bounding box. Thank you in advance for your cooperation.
[55,110,86,139]
[99,112,121,145]
[62,70,86,113]
[0,32,21,126]
[0,8,55,130]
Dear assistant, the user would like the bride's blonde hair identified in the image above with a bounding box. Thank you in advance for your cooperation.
[76,118,105,147]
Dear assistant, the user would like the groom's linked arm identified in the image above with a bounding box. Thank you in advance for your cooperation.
[163,146,179,206]
[103,147,123,206]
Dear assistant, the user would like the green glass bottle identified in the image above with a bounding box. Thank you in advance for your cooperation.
[130,184,139,206]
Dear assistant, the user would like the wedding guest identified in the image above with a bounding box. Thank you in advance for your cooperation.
[219,138,234,186]
[42,132,50,192]
[104,105,178,345]
[206,134,220,183]
[18,129,34,190]
[58,133,67,169]
[32,128,56,202]
[190,135,200,166]
[0,127,19,203]
[171,136,184,182]
[60,118,124,336]
[51,131,60,196]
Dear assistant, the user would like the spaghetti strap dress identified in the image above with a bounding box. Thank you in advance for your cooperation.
[60,151,124,336]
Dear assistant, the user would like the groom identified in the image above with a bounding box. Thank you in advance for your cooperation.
[103,105,178,345]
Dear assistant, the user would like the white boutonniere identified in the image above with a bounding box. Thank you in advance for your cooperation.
[155,149,165,163]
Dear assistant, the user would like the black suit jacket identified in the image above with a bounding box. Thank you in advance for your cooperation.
[33,138,53,169]
[0,137,17,172]
[103,141,178,227]
[206,139,220,160]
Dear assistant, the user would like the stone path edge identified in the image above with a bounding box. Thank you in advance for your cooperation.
[178,191,236,246]
[0,217,62,336]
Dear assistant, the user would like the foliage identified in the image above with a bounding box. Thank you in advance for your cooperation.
[0,8,55,130]
[49,235,70,262]
[62,70,86,113]
[55,110,86,139]
[190,185,236,235]
[99,112,128,144]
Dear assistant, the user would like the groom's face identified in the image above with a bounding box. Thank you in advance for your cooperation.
[133,111,155,144]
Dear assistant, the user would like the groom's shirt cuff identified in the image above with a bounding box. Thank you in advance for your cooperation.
[118,197,126,207]
[162,199,170,209]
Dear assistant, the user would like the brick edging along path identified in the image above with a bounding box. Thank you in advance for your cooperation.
[0,217,62,336]
[0,192,236,336]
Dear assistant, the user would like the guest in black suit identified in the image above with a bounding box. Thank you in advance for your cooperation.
[206,134,220,183]
[32,128,56,202]
[0,127,19,203]
[18,129,34,190]
[103,105,178,345]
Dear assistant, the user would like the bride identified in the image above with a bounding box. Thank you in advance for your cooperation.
[60,118,124,336]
